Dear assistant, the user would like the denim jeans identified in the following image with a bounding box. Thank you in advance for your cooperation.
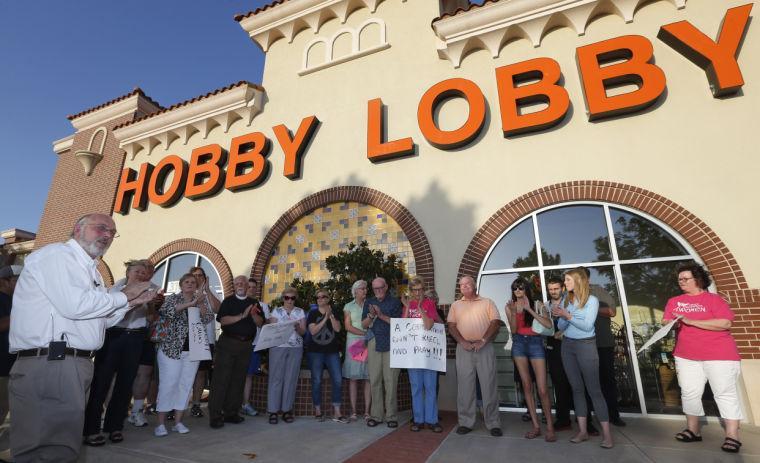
[308,352,343,407]
[408,368,438,425]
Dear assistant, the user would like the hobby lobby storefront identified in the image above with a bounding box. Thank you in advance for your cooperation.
[38,0,760,423]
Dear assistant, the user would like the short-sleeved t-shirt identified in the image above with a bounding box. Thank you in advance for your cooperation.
[406,299,440,321]
[362,296,403,352]
[306,309,340,353]
[664,292,739,361]
[216,296,258,338]
[447,296,500,341]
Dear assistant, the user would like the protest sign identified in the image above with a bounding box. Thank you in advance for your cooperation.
[390,318,446,372]
[255,320,298,351]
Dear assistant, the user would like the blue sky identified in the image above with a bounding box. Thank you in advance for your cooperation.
[0,0,271,235]
[0,1,483,237]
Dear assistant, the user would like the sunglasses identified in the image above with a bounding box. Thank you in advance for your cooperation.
[512,287,525,291]
[283,296,296,301]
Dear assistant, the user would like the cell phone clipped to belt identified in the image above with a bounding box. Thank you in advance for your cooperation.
[48,341,67,360]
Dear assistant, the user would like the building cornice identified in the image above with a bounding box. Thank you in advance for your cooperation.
[70,93,163,132]
[432,0,686,68]
[236,0,404,52]
[52,135,74,155]
[112,82,266,160]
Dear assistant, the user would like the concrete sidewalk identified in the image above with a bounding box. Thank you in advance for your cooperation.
[0,408,757,462]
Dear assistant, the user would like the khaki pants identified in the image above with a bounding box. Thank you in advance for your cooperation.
[10,355,94,463]
[455,343,501,430]
[367,338,399,422]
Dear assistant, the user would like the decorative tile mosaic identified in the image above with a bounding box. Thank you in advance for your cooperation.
[264,201,415,299]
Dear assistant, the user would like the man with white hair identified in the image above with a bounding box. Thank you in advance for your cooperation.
[208,275,263,428]
[8,213,156,463]
[447,275,503,437]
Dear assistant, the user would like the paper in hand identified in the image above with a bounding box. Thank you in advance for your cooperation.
[637,316,682,354]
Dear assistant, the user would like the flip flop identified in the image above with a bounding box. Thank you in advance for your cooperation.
[675,429,702,443]
[721,437,742,453]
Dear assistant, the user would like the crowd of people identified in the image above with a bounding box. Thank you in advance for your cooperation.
[0,213,746,461]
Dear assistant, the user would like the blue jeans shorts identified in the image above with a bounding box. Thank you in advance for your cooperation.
[511,334,545,359]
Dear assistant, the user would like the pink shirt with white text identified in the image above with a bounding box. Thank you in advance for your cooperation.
[664,292,739,361]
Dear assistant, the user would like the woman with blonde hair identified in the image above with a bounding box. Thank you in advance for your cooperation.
[551,267,613,449]
[154,273,214,437]
[403,277,443,432]
[266,287,306,424]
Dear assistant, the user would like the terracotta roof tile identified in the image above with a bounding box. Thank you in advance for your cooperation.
[234,0,288,22]
[433,0,502,24]
[113,80,265,131]
[67,88,162,121]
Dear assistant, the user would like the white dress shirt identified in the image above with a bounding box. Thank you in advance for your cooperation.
[9,239,130,351]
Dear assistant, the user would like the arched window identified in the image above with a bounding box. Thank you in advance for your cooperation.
[151,252,223,299]
[263,201,416,300]
[478,202,710,416]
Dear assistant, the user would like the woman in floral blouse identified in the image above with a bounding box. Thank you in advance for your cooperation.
[154,273,214,437]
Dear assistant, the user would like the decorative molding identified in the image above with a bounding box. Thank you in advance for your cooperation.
[432,0,687,68]
[113,83,265,160]
[52,135,74,154]
[70,93,162,132]
[236,0,406,52]
[299,18,389,75]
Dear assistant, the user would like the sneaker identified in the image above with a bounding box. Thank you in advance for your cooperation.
[242,404,259,416]
[190,404,204,418]
[154,425,168,437]
[128,411,148,427]
[172,422,190,434]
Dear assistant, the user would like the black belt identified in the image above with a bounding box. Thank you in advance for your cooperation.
[16,348,96,359]
[222,333,254,342]
[108,327,147,334]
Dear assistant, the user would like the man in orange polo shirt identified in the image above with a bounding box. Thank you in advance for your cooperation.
[447,275,503,436]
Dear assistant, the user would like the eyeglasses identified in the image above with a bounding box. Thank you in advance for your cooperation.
[678,277,694,283]
[317,295,329,299]
[411,287,424,292]
[372,286,385,290]
[86,223,119,238]
[283,295,296,301]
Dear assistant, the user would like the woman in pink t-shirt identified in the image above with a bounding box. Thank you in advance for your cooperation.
[663,263,742,453]
[402,277,443,433]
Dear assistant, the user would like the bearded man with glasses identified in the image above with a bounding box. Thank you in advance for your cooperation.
[8,213,157,463]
